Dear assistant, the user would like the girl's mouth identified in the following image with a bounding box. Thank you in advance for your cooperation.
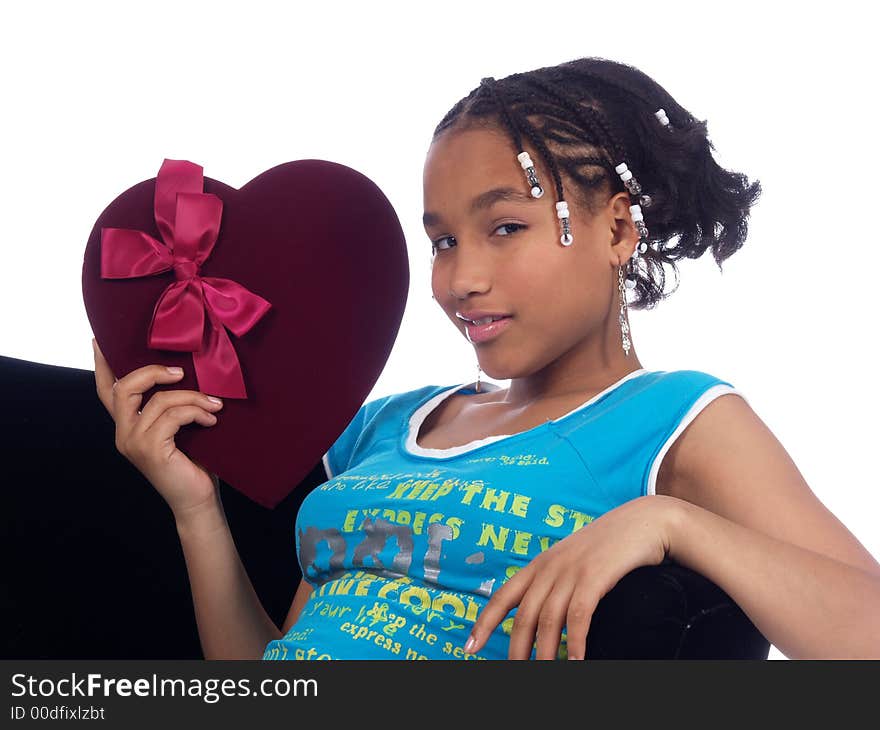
[464,316,513,344]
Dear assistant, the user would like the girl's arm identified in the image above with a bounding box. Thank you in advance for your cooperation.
[281,579,315,635]
[667,497,880,658]
[660,393,880,659]
[175,492,283,660]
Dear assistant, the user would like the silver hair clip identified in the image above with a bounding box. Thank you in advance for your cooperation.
[556,201,572,246]
[516,151,544,198]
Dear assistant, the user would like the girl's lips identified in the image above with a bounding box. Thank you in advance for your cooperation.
[464,316,513,344]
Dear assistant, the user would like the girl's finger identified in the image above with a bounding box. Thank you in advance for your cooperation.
[113,365,185,433]
[564,591,599,661]
[142,403,220,442]
[464,569,532,655]
[505,579,554,660]
[138,389,223,428]
[533,584,573,660]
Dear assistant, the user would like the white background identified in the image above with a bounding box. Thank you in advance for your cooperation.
[2,1,877,660]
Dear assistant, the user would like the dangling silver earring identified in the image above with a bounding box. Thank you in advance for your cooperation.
[475,361,482,392]
[618,264,633,356]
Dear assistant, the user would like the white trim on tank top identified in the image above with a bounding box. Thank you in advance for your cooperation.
[646,383,750,496]
[405,367,649,458]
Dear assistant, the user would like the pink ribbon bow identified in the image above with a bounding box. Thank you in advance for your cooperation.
[100,158,271,398]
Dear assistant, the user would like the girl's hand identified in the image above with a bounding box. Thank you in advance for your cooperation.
[92,337,224,519]
[465,495,680,660]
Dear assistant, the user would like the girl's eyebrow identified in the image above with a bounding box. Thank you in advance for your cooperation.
[423,186,535,228]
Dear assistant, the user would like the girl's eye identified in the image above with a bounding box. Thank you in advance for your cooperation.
[430,223,526,254]
[431,235,455,254]
[495,222,526,236]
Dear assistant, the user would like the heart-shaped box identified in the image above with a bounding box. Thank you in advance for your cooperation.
[82,159,409,508]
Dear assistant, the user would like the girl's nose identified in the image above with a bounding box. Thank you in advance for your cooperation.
[446,244,492,300]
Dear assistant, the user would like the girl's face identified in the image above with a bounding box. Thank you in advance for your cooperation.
[423,125,637,383]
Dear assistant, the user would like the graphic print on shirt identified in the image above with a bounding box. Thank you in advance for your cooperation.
[265,452,591,661]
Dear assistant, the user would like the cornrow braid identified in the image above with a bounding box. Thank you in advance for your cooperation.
[431,57,761,310]
[478,78,524,154]
[504,101,566,201]
[480,76,565,202]
[518,74,633,218]
[520,75,626,169]
[538,119,619,180]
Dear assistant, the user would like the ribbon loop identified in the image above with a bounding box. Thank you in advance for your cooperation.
[100,159,271,398]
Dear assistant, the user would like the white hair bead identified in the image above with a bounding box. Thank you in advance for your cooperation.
[615,162,628,175]
[557,209,569,219]
[517,152,533,168]
[629,204,643,222]
[555,201,568,212]
[620,170,633,182]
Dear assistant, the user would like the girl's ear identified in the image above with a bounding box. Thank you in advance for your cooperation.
[606,191,639,266]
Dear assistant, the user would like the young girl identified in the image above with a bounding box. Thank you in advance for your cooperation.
[93,57,880,660]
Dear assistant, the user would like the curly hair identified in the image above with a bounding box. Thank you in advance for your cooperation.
[432,57,762,310]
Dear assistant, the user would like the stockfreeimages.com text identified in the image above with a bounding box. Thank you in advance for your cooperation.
[10,672,317,704]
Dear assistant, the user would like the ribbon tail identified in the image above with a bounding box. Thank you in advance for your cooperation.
[192,307,248,399]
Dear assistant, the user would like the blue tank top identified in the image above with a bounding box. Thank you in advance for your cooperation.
[262,368,745,660]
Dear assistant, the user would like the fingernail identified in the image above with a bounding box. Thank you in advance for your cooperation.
[207,396,222,405]
[464,635,476,653]
[167,367,183,375]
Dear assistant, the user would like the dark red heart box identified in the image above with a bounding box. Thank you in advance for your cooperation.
[82,159,409,509]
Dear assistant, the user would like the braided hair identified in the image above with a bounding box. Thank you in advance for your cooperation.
[433,57,762,310]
